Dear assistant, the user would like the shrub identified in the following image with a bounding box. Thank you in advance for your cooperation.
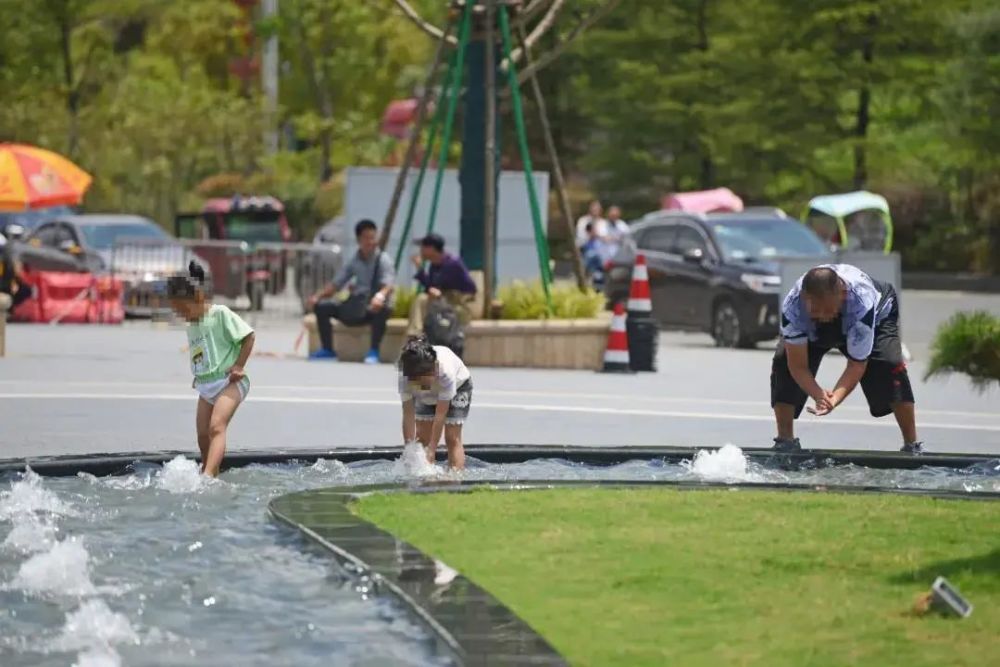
[392,285,417,319]
[498,281,604,320]
[925,311,1000,390]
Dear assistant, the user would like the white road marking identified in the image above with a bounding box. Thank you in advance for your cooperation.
[0,381,995,420]
[1,393,999,432]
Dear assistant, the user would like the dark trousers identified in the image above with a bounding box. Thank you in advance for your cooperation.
[3,282,31,312]
[314,300,390,353]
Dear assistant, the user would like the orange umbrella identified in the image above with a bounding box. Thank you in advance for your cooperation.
[0,143,92,211]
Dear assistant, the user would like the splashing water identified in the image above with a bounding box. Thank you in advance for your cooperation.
[72,647,123,667]
[394,442,440,478]
[11,537,96,597]
[155,456,211,494]
[0,468,73,519]
[2,517,58,554]
[54,599,140,652]
[685,444,762,482]
[310,458,348,476]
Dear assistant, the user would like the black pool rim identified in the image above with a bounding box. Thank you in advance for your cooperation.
[1,444,997,478]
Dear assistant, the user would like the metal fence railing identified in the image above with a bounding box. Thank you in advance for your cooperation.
[110,240,344,323]
[111,239,195,318]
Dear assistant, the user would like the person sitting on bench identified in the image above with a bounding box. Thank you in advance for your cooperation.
[307,219,395,364]
[407,233,476,336]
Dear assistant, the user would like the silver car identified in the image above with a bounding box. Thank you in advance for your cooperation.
[17,214,205,317]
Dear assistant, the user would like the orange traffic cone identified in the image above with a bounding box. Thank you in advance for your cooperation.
[627,253,652,315]
[601,302,633,373]
[625,252,657,371]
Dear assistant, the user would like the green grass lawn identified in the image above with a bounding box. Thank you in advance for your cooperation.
[354,487,1000,667]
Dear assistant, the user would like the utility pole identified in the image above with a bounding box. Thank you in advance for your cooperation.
[261,0,280,155]
[483,0,498,316]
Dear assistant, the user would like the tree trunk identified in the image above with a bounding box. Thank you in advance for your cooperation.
[700,155,714,189]
[541,29,566,171]
[696,0,713,189]
[519,23,587,291]
[293,2,334,182]
[853,85,870,190]
[59,8,79,158]
[853,13,877,190]
[483,0,498,315]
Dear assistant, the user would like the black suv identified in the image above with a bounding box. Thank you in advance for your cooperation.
[606,210,832,347]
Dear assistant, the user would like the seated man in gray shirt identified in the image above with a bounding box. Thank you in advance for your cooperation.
[307,219,395,363]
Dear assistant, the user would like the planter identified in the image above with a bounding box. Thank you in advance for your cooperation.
[462,318,610,370]
[303,314,610,370]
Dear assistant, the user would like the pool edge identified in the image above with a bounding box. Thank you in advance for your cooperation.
[268,485,569,667]
[2,444,997,477]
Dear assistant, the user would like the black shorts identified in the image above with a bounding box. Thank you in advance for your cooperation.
[415,379,473,425]
[770,288,914,418]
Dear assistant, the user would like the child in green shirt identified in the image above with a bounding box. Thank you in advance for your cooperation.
[167,262,255,477]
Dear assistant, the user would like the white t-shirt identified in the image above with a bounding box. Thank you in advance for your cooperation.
[576,215,609,247]
[606,219,630,242]
[399,346,471,405]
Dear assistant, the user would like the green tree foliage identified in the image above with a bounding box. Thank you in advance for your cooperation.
[0,0,997,270]
[0,0,432,236]
[537,0,998,272]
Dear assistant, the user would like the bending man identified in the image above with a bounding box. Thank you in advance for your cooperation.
[770,264,922,454]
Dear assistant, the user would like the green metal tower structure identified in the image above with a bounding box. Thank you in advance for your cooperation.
[381,0,620,314]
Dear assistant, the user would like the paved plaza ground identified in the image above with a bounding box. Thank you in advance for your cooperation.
[1,290,998,459]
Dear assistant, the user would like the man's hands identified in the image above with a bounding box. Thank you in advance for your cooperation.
[806,389,836,416]
[369,291,386,312]
[411,253,423,270]
[427,287,442,299]
[306,293,320,309]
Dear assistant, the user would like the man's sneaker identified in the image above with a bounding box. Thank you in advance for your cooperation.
[309,348,337,360]
[363,349,380,365]
[901,441,924,455]
[772,437,802,453]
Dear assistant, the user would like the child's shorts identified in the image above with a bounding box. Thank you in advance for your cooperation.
[195,376,250,405]
[415,379,472,425]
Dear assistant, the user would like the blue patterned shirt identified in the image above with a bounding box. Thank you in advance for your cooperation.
[780,264,894,361]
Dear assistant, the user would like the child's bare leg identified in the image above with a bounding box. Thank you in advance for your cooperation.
[203,384,243,477]
[196,398,213,463]
[444,424,465,470]
[417,420,434,463]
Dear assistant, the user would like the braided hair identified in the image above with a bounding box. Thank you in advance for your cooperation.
[398,335,437,379]
[166,260,207,300]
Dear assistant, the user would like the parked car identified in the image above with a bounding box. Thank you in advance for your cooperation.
[16,214,199,317]
[605,210,832,347]
[0,206,75,238]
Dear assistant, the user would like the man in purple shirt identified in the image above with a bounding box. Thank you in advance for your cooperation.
[407,233,477,336]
